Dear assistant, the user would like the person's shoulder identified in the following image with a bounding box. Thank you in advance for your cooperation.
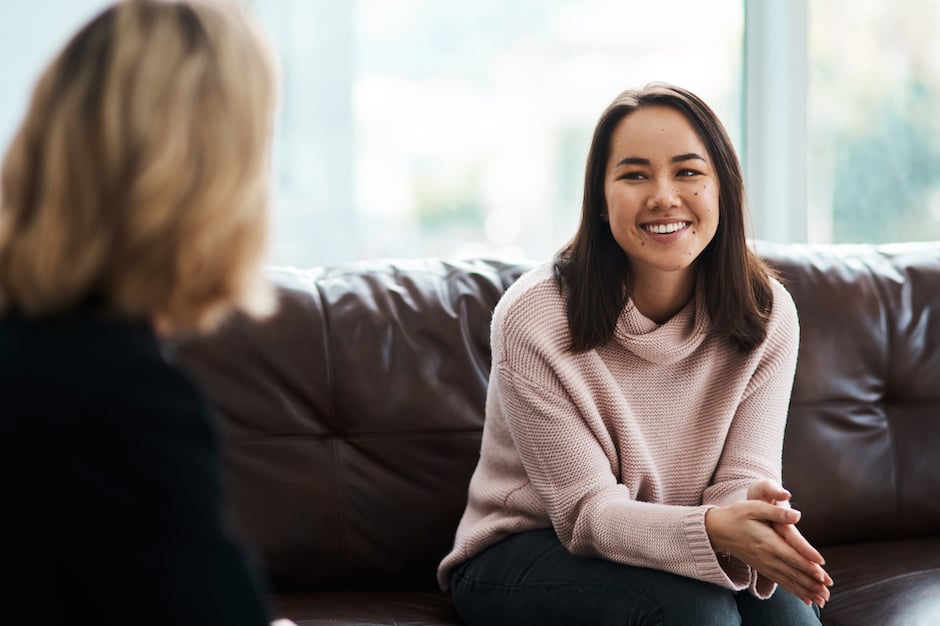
[103,336,208,437]
[761,276,800,352]
[768,276,798,327]
[1,310,205,426]
[490,261,574,360]
[492,261,566,330]
[495,261,561,316]
[77,314,202,402]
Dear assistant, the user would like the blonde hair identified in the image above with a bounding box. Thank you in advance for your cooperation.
[0,0,277,331]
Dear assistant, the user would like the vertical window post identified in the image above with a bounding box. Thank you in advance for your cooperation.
[744,0,808,243]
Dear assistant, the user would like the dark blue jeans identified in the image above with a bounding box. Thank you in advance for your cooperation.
[450,529,821,626]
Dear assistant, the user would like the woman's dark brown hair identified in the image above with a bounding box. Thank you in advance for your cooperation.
[554,83,774,352]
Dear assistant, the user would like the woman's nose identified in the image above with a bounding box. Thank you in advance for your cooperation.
[646,179,680,211]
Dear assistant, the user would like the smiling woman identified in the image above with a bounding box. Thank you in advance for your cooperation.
[439,84,830,626]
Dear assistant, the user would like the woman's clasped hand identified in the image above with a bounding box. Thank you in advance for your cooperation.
[705,479,833,608]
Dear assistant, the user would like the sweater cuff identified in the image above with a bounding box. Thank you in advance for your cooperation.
[684,506,750,591]
[750,569,778,599]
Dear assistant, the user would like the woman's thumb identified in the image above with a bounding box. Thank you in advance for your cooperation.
[750,478,791,503]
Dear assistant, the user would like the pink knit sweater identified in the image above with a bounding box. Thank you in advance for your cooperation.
[438,262,800,597]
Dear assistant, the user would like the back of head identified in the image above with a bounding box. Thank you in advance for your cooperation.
[0,0,277,331]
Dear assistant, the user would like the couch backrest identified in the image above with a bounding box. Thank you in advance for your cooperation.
[756,241,940,546]
[176,259,528,592]
[176,243,940,592]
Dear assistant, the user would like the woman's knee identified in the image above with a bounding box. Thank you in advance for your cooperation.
[452,562,741,626]
[651,580,740,626]
[582,582,740,626]
[735,588,822,625]
[450,531,742,626]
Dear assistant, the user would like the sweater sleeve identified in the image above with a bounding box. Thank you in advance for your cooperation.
[494,358,745,591]
[700,280,801,598]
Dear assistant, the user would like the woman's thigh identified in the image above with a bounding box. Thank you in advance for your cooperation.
[735,587,821,626]
[450,529,740,626]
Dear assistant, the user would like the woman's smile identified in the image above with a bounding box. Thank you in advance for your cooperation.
[641,220,692,236]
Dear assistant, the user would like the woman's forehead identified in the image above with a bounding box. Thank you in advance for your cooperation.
[609,107,708,160]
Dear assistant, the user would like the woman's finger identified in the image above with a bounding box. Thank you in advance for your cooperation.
[769,527,829,582]
[760,552,830,606]
[746,500,800,525]
[756,533,832,602]
[747,478,792,504]
[773,521,827,566]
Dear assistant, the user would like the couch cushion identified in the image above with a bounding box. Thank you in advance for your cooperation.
[819,537,940,626]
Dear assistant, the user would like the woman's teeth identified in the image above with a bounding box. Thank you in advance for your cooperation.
[644,222,687,234]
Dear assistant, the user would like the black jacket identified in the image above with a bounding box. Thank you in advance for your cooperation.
[0,306,271,625]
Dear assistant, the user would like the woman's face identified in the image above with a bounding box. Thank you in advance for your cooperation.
[603,105,720,285]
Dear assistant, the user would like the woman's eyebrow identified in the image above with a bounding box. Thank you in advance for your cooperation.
[672,152,707,163]
[615,156,649,167]
[614,153,707,168]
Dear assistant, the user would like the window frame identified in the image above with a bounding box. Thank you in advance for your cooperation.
[743,0,809,243]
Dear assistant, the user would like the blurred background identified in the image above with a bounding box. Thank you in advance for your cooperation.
[2,0,939,268]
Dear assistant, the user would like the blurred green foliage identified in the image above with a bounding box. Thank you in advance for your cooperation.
[831,81,940,242]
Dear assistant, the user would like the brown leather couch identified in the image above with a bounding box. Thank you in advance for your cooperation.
[176,241,940,626]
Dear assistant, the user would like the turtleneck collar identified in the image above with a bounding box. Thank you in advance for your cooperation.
[612,281,711,365]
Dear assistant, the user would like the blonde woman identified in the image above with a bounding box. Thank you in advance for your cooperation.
[0,1,290,624]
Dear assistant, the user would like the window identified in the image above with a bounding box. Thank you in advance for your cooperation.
[9,2,933,266]
[249,0,744,266]
[807,0,940,243]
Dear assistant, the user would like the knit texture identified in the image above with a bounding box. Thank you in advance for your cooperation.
[438,261,800,598]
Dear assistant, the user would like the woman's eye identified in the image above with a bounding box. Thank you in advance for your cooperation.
[677,169,701,177]
[620,171,647,180]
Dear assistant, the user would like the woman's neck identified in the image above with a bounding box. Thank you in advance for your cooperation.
[629,267,697,324]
